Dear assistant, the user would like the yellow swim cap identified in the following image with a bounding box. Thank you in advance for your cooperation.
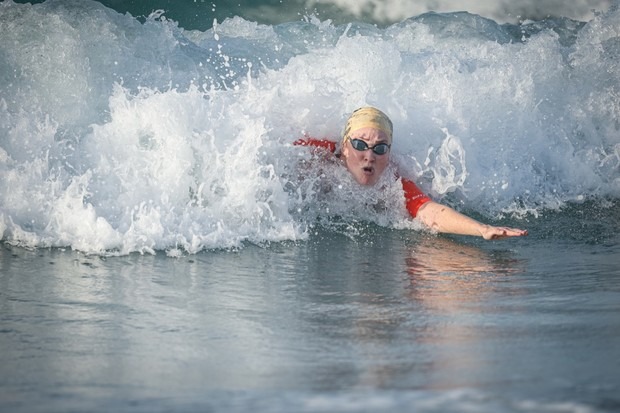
[342,106,393,147]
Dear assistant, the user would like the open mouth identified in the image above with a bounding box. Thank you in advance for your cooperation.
[362,166,374,175]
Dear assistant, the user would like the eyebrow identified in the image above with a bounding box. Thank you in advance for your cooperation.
[351,132,389,141]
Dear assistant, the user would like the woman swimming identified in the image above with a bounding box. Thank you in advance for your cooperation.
[295,106,528,240]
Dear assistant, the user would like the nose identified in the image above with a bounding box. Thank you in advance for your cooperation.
[364,149,376,162]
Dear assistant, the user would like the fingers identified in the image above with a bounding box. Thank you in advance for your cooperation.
[506,227,528,236]
[484,226,528,240]
[500,227,527,236]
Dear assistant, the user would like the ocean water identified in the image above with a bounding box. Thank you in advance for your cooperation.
[2,218,620,413]
[1,0,620,412]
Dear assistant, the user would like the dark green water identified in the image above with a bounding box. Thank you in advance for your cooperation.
[9,0,364,30]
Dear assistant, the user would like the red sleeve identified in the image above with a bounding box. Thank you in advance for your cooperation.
[402,178,431,218]
[293,137,336,153]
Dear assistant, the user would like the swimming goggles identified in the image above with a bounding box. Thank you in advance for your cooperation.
[348,138,391,155]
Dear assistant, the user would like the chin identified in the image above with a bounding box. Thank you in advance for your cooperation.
[356,175,377,186]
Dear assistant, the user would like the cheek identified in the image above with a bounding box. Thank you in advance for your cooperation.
[376,155,390,171]
[342,147,360,166]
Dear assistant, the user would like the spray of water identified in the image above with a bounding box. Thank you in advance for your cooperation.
[1,0,618,253]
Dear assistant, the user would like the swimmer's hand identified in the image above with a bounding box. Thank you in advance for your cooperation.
[480,225,528,240]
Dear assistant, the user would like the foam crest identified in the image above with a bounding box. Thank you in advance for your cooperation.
[77,85,309,254]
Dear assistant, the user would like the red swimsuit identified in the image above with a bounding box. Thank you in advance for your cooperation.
[294,138,431,217]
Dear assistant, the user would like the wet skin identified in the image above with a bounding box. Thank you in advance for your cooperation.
[341,127,391,186]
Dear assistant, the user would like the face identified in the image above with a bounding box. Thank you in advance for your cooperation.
[341,127,391,186]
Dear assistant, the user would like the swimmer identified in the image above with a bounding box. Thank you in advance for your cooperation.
[295,106,528,240]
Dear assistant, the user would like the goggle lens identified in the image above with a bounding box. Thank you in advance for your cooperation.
[350,138,390,155]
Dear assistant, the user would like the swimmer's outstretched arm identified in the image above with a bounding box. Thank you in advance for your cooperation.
[416,201,528,240]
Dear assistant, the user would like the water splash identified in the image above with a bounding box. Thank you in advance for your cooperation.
[1,0,619,253]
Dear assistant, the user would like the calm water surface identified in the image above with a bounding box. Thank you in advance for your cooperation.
[1,222,619,412]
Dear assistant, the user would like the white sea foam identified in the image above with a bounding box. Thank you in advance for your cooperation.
[1,0,619,253]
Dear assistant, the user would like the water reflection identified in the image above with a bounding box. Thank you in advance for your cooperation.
[401,236,529,390]
[316,234,530,390]
[1,236,533,408]
[3,232,619,411]
[405,236,527,306]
